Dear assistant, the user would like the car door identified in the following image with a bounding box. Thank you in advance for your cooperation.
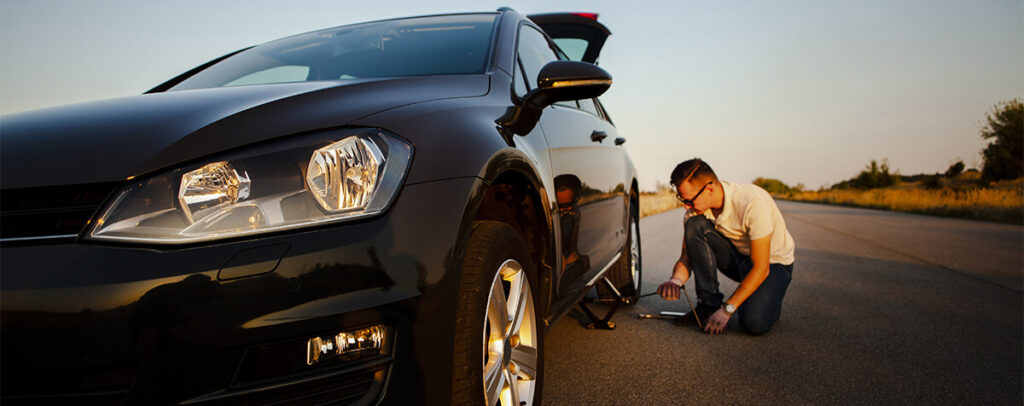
[516,17,629,296]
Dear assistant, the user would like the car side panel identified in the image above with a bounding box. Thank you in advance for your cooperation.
[538,105,629,296]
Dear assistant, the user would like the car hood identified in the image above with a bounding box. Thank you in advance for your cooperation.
[1,75,489,189]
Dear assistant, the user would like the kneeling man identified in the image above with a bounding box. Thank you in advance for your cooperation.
[657,159,795,335]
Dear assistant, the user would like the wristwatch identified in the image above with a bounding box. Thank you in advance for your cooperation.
[722,303,736,315]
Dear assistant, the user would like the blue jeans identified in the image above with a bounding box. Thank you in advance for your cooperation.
[684,216,793,335]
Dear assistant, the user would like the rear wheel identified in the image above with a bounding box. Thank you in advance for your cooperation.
[597,202,642,303]
[452,221,542,406]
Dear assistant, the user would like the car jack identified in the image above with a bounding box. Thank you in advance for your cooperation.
[577,277,625,330]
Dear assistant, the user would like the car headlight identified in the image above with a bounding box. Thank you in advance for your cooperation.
[87,129,412,244]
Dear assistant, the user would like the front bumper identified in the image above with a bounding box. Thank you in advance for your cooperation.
[1,177,479,405]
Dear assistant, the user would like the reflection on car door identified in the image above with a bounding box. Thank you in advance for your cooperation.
[540,103,627,295]
[515,24,628,297]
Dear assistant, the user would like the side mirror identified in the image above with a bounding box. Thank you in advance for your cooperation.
[535,61,612,104]
[497,61,612,136]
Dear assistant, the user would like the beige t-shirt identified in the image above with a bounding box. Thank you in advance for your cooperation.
[684,181,795,265]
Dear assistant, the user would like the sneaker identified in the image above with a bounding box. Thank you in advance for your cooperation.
[673,304,718,327]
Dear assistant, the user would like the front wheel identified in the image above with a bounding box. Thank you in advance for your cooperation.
[452,221,543,406]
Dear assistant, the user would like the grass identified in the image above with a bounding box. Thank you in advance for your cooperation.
[639,189,683,218]
[784,179,1024,225]
[639,177,1024,225]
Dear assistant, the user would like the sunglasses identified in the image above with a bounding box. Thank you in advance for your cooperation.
[676,181,713,207]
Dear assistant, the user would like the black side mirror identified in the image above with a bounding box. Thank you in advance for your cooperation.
[534,61,612,105]
[497,61,612,136]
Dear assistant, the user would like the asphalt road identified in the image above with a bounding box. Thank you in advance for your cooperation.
[541,200,1023,405]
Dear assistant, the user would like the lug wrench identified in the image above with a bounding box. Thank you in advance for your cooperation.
[635,286,703,329]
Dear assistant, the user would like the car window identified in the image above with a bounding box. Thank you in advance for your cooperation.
[169,14,498,91]
[578,98,600,117]
[224,65,311,87]
[516,25,559,91]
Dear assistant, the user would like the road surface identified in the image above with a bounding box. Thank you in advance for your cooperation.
[542,200,1023,404]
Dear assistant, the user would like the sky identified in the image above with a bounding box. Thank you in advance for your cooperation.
[1,0,1021,191]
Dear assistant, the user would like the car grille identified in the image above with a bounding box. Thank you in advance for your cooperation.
[0,182,120,241]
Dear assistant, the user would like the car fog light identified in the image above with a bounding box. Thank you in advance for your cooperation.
[306,136,384,213]
[306,324,388,366]
[178,161,251,223]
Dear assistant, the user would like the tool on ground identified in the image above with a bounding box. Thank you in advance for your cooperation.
[636,311,687,320]
[635,285,703,329]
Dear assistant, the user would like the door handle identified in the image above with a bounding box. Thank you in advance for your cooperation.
[614,137,626,145]
[590,131,608,143]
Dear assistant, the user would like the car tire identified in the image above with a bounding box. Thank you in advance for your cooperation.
[451,221,543,406]
[597,202,642,303]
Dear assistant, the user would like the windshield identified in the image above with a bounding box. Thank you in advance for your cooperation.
[169,13,498,91]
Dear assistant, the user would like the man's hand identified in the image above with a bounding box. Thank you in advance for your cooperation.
[657,279,682,301]
[703,308,731,334]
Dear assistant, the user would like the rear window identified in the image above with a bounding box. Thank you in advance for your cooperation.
[169,14,497,91]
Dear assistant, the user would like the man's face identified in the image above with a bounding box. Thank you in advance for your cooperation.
[676,180,714,214]
[556,187,575,205]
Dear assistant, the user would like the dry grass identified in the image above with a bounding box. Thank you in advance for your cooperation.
[785,179,1024,225]
[640,178,1024,225]
[639,189,683,218]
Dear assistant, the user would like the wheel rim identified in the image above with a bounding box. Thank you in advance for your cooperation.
[482,259,538,406]
[629,217,641,289]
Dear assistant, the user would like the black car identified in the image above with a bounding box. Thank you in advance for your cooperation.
[0,9,640,405]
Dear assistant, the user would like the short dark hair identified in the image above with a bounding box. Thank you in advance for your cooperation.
[670,158,719,187]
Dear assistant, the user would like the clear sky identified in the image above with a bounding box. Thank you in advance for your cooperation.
[2,0,1021,190]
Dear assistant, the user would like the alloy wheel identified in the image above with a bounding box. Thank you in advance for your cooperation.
[482,259,538,406]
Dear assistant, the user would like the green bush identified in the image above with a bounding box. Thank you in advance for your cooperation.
[980,99,1023,182]
[945,160,965,178]
[753,177,792,195]
[832,159,900,190]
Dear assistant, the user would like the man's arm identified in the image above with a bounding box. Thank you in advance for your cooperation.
[657,247,691,300]
[704,234,771,333]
